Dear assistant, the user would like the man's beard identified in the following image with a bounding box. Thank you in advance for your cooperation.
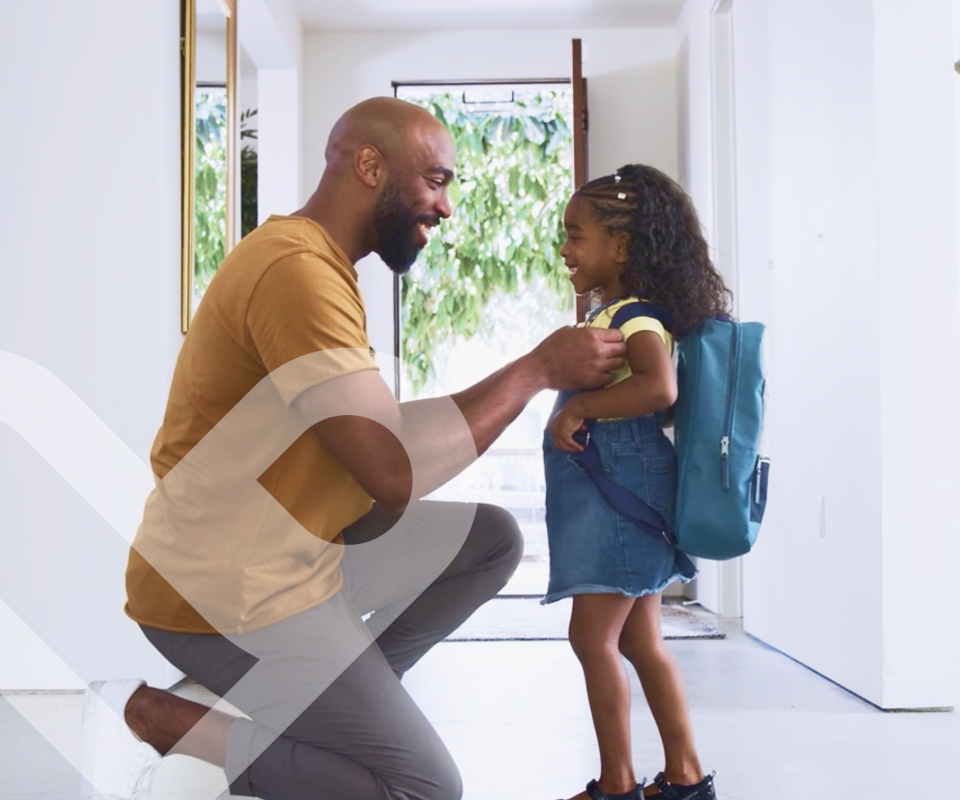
[373,180,436,275]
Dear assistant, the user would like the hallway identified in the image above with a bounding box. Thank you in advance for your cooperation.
[1,613,955,799]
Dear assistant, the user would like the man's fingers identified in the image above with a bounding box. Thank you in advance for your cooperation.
[590,328,628,366]
[592,328,627,353]
[601,353,627,370]
[536,325,628,391]
[592,327,626,343]
[597,338,628,358]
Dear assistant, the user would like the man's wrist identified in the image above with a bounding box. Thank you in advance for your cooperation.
[512,349,553,395]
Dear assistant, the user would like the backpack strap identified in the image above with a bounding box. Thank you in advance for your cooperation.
[609,300,674,335]
[576,433,676,545]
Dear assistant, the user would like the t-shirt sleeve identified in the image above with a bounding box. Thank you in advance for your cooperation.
[620,315,672,351]
[247,252,378,406]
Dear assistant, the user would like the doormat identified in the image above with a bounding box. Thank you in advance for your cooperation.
[446,597,724,642]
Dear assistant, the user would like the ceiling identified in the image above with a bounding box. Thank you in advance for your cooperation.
[285,0,685,32]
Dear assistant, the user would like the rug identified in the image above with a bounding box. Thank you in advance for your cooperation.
[446,597,725,641]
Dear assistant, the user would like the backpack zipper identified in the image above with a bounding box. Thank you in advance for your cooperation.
[720,322,741,491]
[720,436,730,490]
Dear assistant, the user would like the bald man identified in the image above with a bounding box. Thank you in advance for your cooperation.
[79,98,625,800]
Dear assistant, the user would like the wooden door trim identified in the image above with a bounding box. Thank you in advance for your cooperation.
[572,38,590,323]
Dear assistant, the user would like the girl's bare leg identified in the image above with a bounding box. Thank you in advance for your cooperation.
[618,594,703,796]
[567,593,640,800]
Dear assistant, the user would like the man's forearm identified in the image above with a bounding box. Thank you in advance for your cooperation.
[448,352,549,455]
[397,327,626,500]
[396,353,548,501]
[303,327,625,512]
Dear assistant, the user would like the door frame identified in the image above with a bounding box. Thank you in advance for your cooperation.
[708,0,744,618]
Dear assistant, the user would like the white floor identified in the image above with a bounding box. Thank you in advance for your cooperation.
[1,615,957,800]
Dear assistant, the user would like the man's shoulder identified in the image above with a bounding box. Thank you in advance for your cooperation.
[212,216,356,300]
[241,215,351,271]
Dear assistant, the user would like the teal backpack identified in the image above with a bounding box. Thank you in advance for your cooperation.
[578,302,769,560]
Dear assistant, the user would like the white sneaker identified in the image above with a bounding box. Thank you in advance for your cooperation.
[78,679,161,800]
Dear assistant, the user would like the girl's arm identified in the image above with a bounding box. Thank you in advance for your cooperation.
[549,330,677,452]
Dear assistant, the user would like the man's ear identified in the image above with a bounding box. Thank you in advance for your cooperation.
[356,145,383,188]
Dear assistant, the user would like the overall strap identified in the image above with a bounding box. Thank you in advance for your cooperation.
[574,300,676,544]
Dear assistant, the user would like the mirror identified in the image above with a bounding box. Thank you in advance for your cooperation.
[181,0,238,332]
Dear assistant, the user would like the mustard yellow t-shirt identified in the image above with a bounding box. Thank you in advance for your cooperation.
[125,216,378,635]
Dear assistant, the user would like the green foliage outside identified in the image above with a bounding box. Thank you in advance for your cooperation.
[194,96,258,296]
[194,92,227,294]
[240,108,258,238]
[400,91,575,393]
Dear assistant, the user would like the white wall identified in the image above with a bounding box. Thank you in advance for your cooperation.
[239,0,304,223]
[873,0,960,709]
[678,0,960,708]
[0,1,184,688]
[241,46,259,123]
[301,28,679,359]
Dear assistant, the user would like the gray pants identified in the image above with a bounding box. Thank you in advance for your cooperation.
[141,502,522,800]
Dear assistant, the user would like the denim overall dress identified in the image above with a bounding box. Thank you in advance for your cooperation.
[541,392,698,604]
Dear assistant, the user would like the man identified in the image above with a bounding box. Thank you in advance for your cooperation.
[80,97,626,800]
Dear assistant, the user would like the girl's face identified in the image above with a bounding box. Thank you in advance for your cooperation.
[560,195,629,303]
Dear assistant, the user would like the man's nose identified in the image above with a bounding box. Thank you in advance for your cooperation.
[436,190,452,219]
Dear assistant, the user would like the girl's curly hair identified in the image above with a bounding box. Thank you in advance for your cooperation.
[575,164,732,336]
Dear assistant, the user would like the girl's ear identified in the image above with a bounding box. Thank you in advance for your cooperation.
[614,232,630,265]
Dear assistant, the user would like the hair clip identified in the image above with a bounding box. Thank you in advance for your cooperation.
[617,192,627,200]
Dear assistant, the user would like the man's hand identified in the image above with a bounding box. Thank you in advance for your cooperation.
[527,326,627,391]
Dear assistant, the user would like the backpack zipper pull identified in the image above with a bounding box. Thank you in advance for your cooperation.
[720,436,730,490]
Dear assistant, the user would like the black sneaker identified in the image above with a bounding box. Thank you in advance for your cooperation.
[580,779,647,800]
[645,772,716,800]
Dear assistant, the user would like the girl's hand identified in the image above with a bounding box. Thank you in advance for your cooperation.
[549,397,589,452]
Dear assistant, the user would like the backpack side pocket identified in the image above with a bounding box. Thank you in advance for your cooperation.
[750,456,771,523]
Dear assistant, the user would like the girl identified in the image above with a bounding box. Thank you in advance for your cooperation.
[543,164,731,800]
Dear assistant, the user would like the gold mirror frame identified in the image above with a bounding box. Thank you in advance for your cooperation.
[181,0,238,333]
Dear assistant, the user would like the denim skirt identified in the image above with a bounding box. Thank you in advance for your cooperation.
[542,398,698,604]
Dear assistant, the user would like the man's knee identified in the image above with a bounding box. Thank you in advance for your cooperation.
[390,744,462,800]
[426,753,463,800]
[473,503,524,575]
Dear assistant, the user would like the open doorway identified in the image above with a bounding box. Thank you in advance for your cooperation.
[394,81,574,594]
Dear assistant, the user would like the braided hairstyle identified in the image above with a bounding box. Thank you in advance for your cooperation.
[574,164,732,336]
